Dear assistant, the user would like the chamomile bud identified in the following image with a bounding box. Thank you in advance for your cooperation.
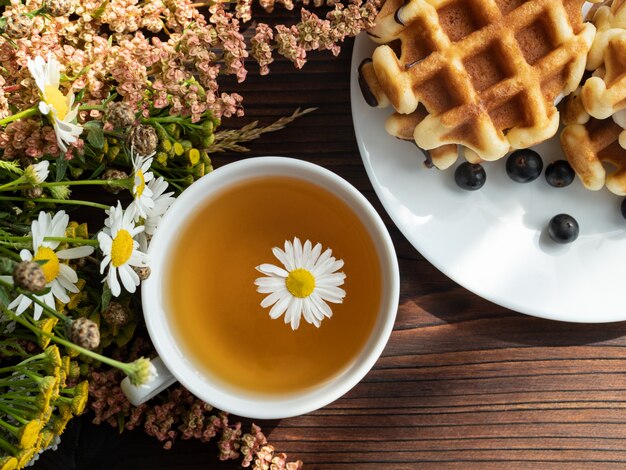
[101,168,128,195]
[104,102,136,129]
[13,261,46,293]
[127,357,157,386]
[129,124,158,156]
[47,184,71,200]
[102,301,130,327]
[69,317,100,350]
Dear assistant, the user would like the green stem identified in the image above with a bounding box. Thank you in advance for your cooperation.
[0,433,18,454]
[0,106,39,127]
[0,195,110,210]
[44,236,99,247]
[0,402,40,421]
[11,179,129,190]
[0,235,98,247]
[5,306,134,376]
[0,413,26,428]
[0,177,25,192]
[0,246,20,261]
[77,105,105,112]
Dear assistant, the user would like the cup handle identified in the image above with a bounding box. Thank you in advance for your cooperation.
[120,356,178,406]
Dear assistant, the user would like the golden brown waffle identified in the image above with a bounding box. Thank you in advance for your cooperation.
[580,0,626,119]
[561,116,626,194]
[358,59,460,169]
[367,0,595,162]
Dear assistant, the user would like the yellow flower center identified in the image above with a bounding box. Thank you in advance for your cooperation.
[43,85,68,120]
[285,268,316,298]
[33,246,60,283]
[111,229,134,267]
[135,169,145,198]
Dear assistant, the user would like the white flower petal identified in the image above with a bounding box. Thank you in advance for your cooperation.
[58,263,78,284]
[33,302,43,321]
[255,264,288,278]
[107,267,121,297]
[316,273,346,287]
[287,298,301,330]
[56,245,94,259]
[310,292,333,319]
[20,249,32,261]
[272,247,292,272]
[119,265,139,293]
[100,255,111,274]
[316,286,346,304]
[51,281,70,303]
[293,237,303,268]
[49,211,69,240]
[254,276,286,292]
[268,294,290,320]
[260,289,288,309]
[301,298,317,326]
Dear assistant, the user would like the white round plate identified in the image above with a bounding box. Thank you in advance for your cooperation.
[350,34,626,323]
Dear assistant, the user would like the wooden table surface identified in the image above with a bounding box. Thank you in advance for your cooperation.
[34,37,626,470]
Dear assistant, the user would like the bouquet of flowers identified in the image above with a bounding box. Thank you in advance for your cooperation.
[0,0,381,468]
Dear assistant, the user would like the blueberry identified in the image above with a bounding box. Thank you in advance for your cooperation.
[548,214,579,244]
[454,162,486,191]
[545,160,575,187]
[506,149,543,183]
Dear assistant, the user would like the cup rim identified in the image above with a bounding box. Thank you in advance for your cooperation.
[142,156,399,419]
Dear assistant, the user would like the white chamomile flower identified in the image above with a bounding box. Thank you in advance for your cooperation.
[98,202,149,297]
[24,160,50,185]
[136,176,175,252]
[8,211,94,320]
[27,54,83,153]
[254,237,347,330]
[127,146,155,221]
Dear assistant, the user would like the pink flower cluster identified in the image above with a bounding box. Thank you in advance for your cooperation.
[0,0,380,161]
[88,337,302,467]
[0,118,60,159]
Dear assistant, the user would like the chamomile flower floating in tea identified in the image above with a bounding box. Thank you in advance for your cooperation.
[9,211,94,320]
[255,237,346,330]
[128,146,156,221]
[26,55,82,152]
[98,202,149,297]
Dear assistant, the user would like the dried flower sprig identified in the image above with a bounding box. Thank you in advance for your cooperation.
[207,107,316,153]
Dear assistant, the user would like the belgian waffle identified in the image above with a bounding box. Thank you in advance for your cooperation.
[359,59,460,169]
[560,116,626,194]
[580,0,626,119]
[365,0,595,162]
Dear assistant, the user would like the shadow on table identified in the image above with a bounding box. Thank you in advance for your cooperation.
[426,296,626,348]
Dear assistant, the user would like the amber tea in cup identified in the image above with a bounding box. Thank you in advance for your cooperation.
[126,157,399,419]
[166,174,382,395]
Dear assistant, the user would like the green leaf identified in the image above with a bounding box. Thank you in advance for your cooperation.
[0,286,9,308]
[56,155,69,181]
[101,283,112,311]
[0,257,14,275]
[75,88,85,103]
[0,160,23,175]
[83,120,101,130]
[34,259,49,266]
[87,126,104,149]
[91,163,106,179]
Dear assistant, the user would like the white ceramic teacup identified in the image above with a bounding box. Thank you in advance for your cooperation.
[121,156,399,419]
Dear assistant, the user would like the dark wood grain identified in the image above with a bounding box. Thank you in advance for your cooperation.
[33,37,626,470]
